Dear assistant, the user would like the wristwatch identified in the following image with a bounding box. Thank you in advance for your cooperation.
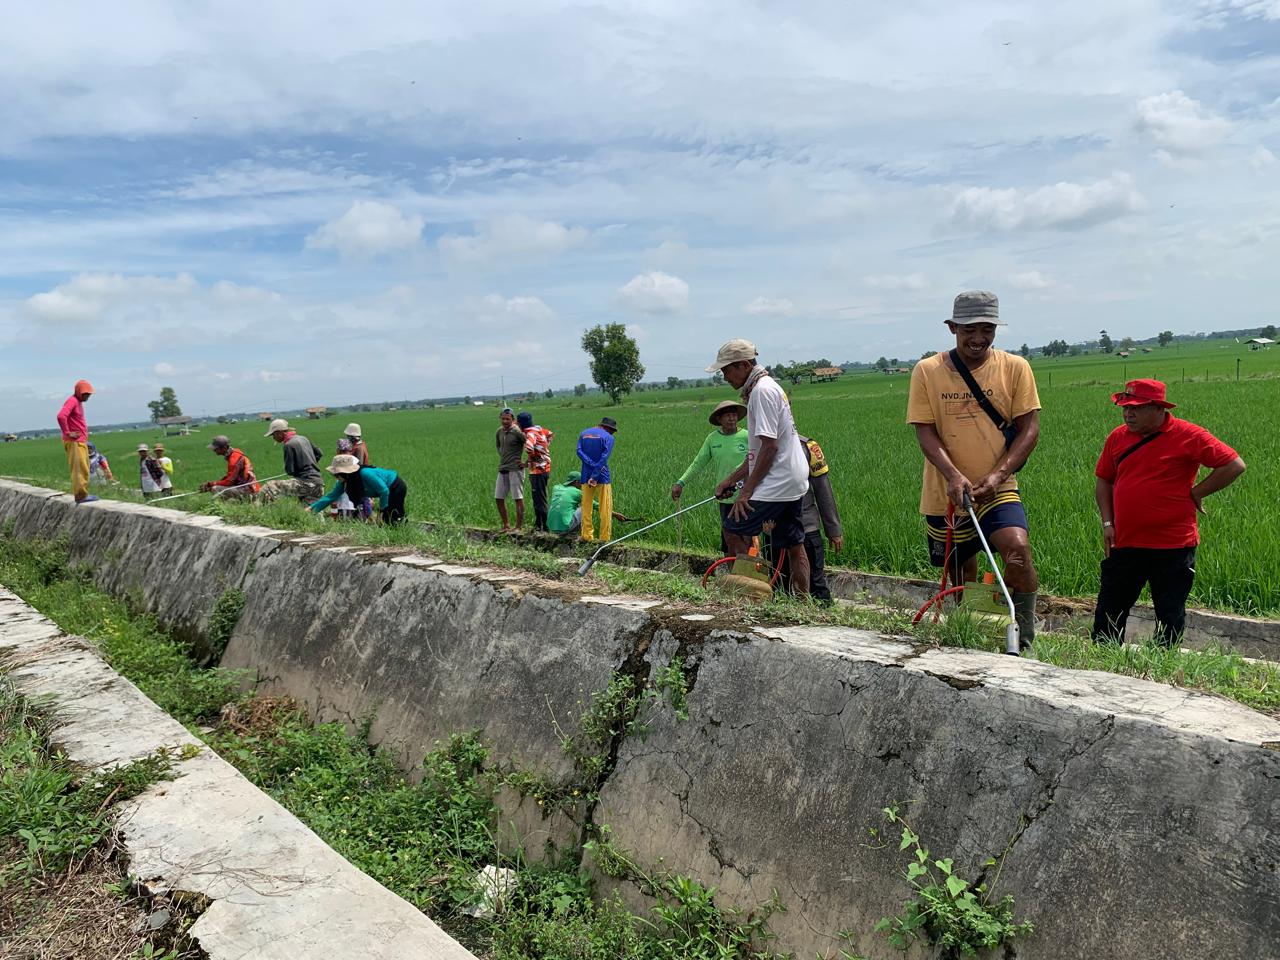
[1101,521,1114,528]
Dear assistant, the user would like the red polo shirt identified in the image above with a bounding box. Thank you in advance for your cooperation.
[1095,415,1238,549]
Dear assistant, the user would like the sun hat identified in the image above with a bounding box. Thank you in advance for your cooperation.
[1111,379,1175,409]
[565,470,582,484]
[154,443,165,452]
[705,339,758,373]
[208,435,230,450]
[327,454,362,475]
[137,443,149,452]
[599,416,618,433]
[947,290,1005,326]
[344,422,362,438]
[74,379,94,396]
[264,418,290,436]
[708,399,747,426]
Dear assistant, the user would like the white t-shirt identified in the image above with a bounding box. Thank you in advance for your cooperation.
[746,374,809,502]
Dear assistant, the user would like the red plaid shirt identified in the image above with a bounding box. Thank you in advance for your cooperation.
[524,426,553,475]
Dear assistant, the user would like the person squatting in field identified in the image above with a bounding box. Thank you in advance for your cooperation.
[672,399,749,556]
[259,418,325,504]
[577,417,618,543]
[708,339,812,596]
[519,411,554,533]
[1091,378,1245,646]
[908,291,1042,646]
[56,379,97,503]
[309,454,408,524]
[200,435,259,498]
[87,443,114,486]
[495,407,526,533]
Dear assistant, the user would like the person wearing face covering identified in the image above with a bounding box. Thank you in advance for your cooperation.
[309,454,407,524]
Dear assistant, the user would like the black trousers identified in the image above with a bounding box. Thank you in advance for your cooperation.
[1091,546,1196,647]
[718,502,732,555]
[382,478,408,525]
[531,473,550,531]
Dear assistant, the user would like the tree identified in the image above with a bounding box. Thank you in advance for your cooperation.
[581,323,645,403]
[1019,343,1030,358]
[666,376,681,390]
[711,371,724,386]
[1262,324,1277,339]
[1068,344,1082,356]
[1157,330,1174,347]
[920,350,937,360]
[875,356,889,371]
[1099,330,1113,353]
[1042,339,1069,357]
[573,383,587,397]
[463,396,472,405]
[147,387,182,422]
[1120,336,1135,351]
[543,388,554,399]
[216,414,230,424]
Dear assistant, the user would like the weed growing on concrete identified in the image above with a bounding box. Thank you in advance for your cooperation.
[652,657,690,721]
[870,806,1033,957]
[205,587,245,663]
[0,680,203,959]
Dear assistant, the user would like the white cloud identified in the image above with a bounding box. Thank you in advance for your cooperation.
[646,239,691,267]
[743,296,795,317]
[948,174,1144,232]
[1134,91,1230,158]
[25,273,198,324]
[863,273,929,292]
[1008,270,1054,290]
[438,214,588,263]
[153,361,176,376]
[463,293,556,326]
[306,201,424,259]
[618,271,689,314]
[1251,146,1277,170]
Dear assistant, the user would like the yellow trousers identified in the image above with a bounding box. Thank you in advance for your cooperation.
[64,439,90,500]
[580,482,612,542]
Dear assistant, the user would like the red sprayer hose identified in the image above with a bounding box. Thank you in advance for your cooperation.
[912,503,961,625]
[700,551,787,589]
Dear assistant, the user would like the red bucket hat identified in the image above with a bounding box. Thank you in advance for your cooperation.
[1111,378,1175,409]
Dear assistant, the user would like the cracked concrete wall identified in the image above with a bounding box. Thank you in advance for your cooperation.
[2,481,1278,960]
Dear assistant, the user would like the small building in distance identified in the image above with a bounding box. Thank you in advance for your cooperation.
[2,434,17,443]
[1246,337,1274,350]
[812,366,844,382]
[258,412,273,422]
[156,415,192,437]
[305,406,329,419]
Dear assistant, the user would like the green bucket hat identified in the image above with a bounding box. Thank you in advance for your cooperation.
[565,470,582,485]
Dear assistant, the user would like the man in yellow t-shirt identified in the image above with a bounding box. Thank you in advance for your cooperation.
[906,290,1042,646]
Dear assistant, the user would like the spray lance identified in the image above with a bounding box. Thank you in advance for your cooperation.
[577,491,725,576]
[963,491,1021,656]
[149,473,289,504]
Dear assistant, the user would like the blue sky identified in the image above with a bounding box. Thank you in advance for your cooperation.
[2,0,1278,430]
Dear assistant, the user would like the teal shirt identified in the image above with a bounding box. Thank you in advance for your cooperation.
[677,428,749,488]
[310,467,399,512]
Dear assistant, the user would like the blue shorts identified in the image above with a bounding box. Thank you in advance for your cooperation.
[722,498,805,549]
[926,492,1027,569]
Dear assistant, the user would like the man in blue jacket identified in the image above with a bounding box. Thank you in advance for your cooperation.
[576,417,617,542]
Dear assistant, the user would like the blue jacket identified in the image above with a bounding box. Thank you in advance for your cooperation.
[577,427,615,484]
[310,466,400,512]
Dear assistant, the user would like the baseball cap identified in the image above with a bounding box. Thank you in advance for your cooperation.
[705,339,758,372]
[264,418,290,436]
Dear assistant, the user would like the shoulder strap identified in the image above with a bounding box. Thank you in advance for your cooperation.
[1114,431,1162,468]
[948,350,1008,431]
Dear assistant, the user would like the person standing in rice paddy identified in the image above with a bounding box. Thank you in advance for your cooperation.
[518,410,554,533]
[137,444,165,499]
[495,407,527,533]
[1091,379,1245,646]
[907,290,1042,647]
[577,417,618,543]
[672,399,748,555]
[87,443,114,486]
[56,379,97,503]
[152,442,173,492]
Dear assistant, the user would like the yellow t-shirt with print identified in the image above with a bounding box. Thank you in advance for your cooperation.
[906,350,1040,515]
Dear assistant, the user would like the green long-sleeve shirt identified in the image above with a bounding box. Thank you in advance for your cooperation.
[676,428,749,488]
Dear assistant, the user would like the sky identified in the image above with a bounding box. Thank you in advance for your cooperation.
[2,0,1278,430]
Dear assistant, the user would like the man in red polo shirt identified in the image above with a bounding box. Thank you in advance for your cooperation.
[1092,379,1245,646]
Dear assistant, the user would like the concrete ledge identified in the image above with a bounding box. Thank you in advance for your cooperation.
[0,586,475,960]
[1,481,1278,959]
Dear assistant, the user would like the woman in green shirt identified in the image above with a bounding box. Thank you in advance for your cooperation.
[672,400,748,554]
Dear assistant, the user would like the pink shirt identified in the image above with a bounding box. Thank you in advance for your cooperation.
[57,396,87,442]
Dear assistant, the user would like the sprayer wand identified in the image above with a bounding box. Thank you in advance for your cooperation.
[577,493,721,576]
[150,473,289,504]
[963,491,1020,655]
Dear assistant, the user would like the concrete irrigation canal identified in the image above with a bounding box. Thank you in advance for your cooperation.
[0,479,1277,959]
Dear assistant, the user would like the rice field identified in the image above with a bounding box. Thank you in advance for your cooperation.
[4,337,1277,616]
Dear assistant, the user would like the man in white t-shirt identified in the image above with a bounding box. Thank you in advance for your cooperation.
[708,338,812,595]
